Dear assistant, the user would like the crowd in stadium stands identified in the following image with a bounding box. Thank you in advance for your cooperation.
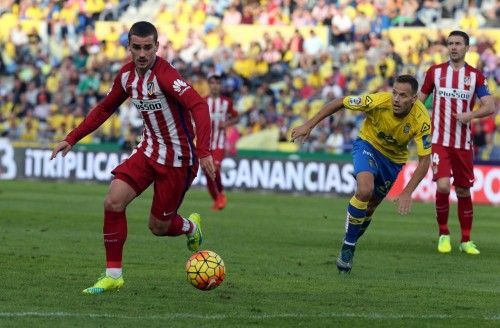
[0,0,499,160]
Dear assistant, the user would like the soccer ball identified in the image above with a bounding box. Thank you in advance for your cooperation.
[185,250,225,291]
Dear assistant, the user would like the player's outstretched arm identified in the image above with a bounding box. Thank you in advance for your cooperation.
[395,154,431,215]
[290,97,344,144]
[50,140,72,160]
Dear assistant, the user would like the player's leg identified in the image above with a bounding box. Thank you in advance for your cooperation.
[451,149,478,254]
[148,163,203,251]
[356,151,402,241]
[345,172,374,243]
[206,149,225,210]
[103,178,137,267]
[205,166,219,205]
[336,139,376,273]
[356,195,384,240]
[214,165,226,210]
[337,139,404,273]
[337,171,373,273]
[431,144,452,253]
[82,179,136,295]
[83,152,153,295]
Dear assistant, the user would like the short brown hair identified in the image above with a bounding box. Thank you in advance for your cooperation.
[448,30,469,46]
[128,21,158,44]
[396,75,419,95]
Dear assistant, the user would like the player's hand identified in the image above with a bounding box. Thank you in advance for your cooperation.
[395,192,412,215]
[454,111,473,124]
[290,124,312,144]
[51,140,72,160]
[200,155,216,181]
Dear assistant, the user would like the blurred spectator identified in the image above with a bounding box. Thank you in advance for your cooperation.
[417,0,441,27]
[331,6,353,44]
[311,0,330,25]
[222,4,242,25]
[325,124,345,154]
[240,5,254,24]
[302,29,324,69]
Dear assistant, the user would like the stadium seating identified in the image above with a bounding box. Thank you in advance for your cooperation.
[0,0,498,159]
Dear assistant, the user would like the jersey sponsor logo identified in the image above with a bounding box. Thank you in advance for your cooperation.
[173,79,190,95]
[421,122,430,133]
[376,131,398,145]
[348,96,362,106]
[132,99,163,112]
[403,123,411,134]
[437,87,472,100]
[365,96,373,106]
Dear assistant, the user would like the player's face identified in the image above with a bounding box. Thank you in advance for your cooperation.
[391,82,416,117]
[208,79,222,96]
[129,34,158,74]
[447,35,468,63]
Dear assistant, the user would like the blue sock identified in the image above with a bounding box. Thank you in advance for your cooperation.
[357,217,372,240]
[344,196,368,245]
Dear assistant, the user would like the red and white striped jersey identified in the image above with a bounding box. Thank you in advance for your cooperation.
[205,95,238,151]
[65,56,211,167]
[421,62,490,150]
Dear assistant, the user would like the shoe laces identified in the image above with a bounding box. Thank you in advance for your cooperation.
[465,241,477,249]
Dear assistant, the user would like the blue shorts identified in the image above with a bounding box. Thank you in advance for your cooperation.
[352,139,403,198]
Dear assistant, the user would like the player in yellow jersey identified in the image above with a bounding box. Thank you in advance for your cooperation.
[291,75,431,273]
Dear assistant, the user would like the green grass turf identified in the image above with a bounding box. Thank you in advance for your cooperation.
[0,180,499,327]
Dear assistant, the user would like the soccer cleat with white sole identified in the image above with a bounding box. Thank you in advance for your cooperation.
[336,243,355,273]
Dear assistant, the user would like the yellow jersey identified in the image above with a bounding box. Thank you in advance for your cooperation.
[342,92,431,164]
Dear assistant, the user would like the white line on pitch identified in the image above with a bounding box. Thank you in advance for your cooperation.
[0,312,499,321]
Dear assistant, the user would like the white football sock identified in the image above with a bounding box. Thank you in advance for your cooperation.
[106,268,122,279]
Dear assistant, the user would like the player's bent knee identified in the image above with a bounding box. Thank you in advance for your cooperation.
[355,189,373,202]
[436,186,451,194]
[104,196,127,212]
[436,179,451,193]
[455,187,470,197]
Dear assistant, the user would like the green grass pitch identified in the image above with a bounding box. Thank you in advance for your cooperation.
[0,180,499,327]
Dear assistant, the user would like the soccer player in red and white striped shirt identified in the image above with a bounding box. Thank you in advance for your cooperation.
[51,21,215,294]
[204,74,239,210]
[419,30,495,255]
